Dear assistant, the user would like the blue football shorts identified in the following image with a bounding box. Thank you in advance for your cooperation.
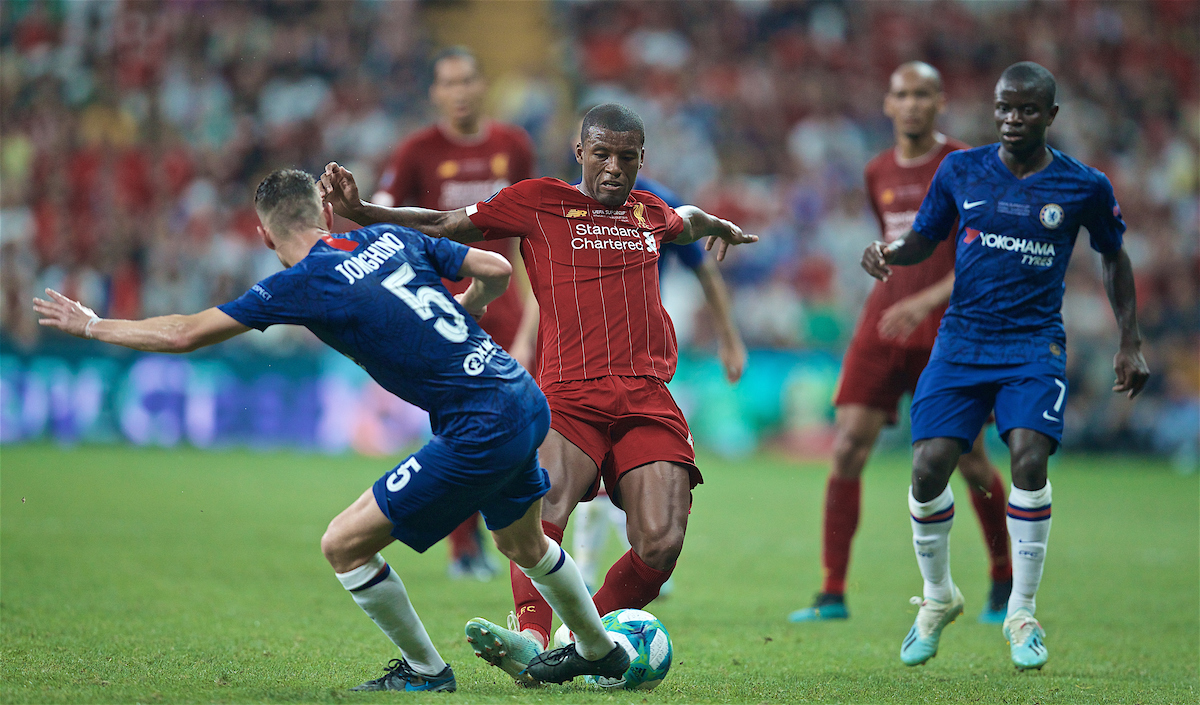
[910,358,1068,454]
[371,403,551,552]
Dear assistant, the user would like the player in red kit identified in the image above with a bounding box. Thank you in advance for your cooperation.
[320,103,756,684]
[789,62,1012,625]
[373,47,539,580]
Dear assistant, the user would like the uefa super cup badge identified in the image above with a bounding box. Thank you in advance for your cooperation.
[1039,203,1064,229]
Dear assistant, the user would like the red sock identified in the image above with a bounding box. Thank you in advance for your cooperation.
[592,549,674,615]
[821,476,861,596]
[510,520,562,647]
[969,473,1012,582]
[448,514,480,559]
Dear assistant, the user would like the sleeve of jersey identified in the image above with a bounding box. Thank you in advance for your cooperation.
[663,203,685,243]
[216,271,306,331]
[466,180,538,241]
[910,157,958,242]
[424,235,471,281]
[1083,174,1126,254]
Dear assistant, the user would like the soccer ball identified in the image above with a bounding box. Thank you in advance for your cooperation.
[584,609,672,690]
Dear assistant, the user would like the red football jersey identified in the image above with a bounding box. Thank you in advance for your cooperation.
[466,178,685,385]
[377,121,535,347]
[857,136,968,350]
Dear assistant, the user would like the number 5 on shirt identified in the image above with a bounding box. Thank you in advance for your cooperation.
[383,263,469,343]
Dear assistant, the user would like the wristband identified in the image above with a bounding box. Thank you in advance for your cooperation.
[84,315,101,339]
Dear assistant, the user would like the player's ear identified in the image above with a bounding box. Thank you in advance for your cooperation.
[1046,103,1059,126]
[575,141,584,165]
[258,225,277,251]
[323,201,334,230]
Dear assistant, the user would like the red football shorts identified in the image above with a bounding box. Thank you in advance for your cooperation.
[543,376,701,505]
[833,334,932,424]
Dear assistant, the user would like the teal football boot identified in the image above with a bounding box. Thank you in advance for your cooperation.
[1004,608,1048,670]
[900,585,964,666]
[788,593,849,622]
[978,578,1012,624]
[465,614,544,686]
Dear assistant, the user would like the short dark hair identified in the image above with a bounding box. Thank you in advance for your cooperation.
[998,61,1057,109]
[254,169,322,236]
[432,46,478,82]
[581,103,645,146]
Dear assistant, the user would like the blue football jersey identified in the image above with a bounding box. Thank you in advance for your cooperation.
[911,145,1125,366]
[218,224,544,444]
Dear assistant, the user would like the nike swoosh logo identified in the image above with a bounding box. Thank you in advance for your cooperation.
[963,200,987,209]
[1042,411,1060,422]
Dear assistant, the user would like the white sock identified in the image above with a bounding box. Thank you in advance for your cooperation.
[909,486,956,603]
[336,554,446,676]
[520,538,615,660]
[1006,482,1052,617]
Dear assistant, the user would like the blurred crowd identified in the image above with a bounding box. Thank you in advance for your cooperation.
[1,0,1195,460]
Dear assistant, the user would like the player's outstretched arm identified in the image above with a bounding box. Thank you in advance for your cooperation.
[694,260,747,383]
[454,249,513,321]
[319,162,484,243]
[33,289,249,353]
[673,205,758,261]
[861,228,939,282]
[1101,248,1149,398]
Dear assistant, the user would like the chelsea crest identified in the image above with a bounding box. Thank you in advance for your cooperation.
[1039,203,1064,229]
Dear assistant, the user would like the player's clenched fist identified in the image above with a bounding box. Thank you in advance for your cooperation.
[320,162,362,219]
[861,241,894,282]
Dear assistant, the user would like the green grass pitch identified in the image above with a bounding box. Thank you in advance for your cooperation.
[2,445,1196,703]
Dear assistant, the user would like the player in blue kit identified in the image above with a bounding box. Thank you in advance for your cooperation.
[862,63,1149,670]
[32,169,629,691]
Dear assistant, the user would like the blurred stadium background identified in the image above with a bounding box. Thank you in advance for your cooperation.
[1,0,1196,468]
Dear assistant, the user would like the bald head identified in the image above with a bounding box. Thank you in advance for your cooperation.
[884,61,945,143]
[891,61,942,93]
[997,61,1056,111]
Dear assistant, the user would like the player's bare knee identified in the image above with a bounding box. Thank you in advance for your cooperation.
[492,534,542,569]
[911,443,957,499]
[635,528,684,571]
[831,432,872,479]
[320,523,351,571]
[537,498,574,530]
[1009,451,1048,491]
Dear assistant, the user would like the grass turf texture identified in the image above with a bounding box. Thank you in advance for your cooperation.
[2,445,1196,704]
